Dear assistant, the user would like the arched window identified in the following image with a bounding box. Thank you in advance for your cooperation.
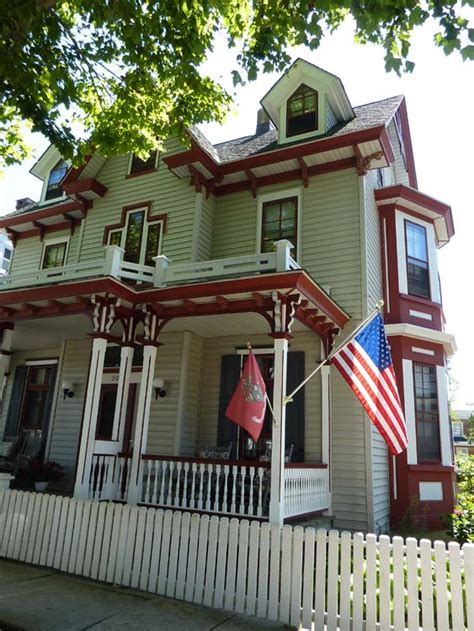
[286,84,318,137]
[45,160,68,200]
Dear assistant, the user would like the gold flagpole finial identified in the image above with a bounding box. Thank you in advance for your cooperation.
[376,299,384,311]
[246,342,252,350]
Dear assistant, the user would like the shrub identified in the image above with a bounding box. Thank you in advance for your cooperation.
[29,459,63,482]
[443,454,474,544]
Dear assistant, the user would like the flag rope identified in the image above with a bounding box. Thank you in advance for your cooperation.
[285,299,384,404]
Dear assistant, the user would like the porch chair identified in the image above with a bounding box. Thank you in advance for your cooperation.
[0,432,43,476]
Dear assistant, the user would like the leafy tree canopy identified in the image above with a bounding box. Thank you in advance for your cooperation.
[1,0,473,170]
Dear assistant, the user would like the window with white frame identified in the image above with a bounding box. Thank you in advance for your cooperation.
[108,208,163,266]
[405,220,430,299]
[45,160,68,200]
[41,237,69,269]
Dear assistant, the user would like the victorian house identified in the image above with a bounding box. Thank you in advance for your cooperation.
[0,59,456,531]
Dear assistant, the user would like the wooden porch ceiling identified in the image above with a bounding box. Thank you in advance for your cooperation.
[0,270,350,345]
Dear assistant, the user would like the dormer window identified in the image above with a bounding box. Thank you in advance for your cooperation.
[129,151,157,176]
[287,84,318,137]
[45,160,68,200]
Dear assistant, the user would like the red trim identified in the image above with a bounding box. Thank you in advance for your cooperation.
[62,157,92,186]
[375,184,454,240]
[165,126,389,179]
[8,220,81,243]
[398,98,418,189]
[102,201,168,245]
[125,168,157,180]
[0,277,135,308]
[0,200,86,231]
[62,177,107,198]
[139,270,349,328]
[214,157,356,197]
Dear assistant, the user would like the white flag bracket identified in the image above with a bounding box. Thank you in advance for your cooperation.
[284,300,384,405]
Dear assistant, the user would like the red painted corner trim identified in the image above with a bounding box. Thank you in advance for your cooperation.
[407,464,455,472]
[398,98,418,189]
[62,177,107,198]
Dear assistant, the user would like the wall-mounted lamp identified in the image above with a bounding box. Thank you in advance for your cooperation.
[153,377,166,400]
[62,380,75,400]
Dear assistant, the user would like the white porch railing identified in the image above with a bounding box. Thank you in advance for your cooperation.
[0,239,299,292]
[153,239,300,287]
[283,465,329,518]
[89,453,130,502]
[141,456,270,518]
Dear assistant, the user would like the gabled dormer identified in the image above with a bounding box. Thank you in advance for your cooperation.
[30,145,69,205]
[260,58,354,145]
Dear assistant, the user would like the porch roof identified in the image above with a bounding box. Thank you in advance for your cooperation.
[0,269,350,345]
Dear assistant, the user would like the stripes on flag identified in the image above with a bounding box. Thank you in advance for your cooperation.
[331,313,408,455]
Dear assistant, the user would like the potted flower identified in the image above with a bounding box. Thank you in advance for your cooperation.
[29,460,63,492]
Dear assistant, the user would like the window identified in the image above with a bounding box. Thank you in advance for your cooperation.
[414,363,441,462]
[129,151,157,175]
[405,221,430,299]
[261,197,297,254]
[287,84,318,137]
[45,160,68,200]
[107,208,163,266]
[41,239,68,269]
[20,365,56,431]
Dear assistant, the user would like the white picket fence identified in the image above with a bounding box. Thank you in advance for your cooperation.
[0,490,473,630]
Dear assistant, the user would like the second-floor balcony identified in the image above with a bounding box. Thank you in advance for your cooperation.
[0,240,300,293]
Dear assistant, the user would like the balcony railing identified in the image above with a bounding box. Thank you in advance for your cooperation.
[0,239,300,292]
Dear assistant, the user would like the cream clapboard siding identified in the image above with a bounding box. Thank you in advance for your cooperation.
[146,332,186,455]
[175,332,204,456]
[388,121,410,186]
[198,331,322,462]
[78,143,198,265]
[196,194,215,262]
[46,338,92,471]
[8,228,79,276]
[0,347,61,438]
[362,168,390,533]
[326,100,338,130]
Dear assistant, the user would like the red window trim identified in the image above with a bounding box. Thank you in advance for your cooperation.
[102,202,167,245]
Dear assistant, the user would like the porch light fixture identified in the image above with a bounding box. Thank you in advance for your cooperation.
[153,377,166,400]
[62,380,74,399]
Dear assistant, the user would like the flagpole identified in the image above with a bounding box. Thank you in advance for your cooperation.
[285,299,384,404]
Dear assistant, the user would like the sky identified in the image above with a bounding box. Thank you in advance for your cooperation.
[0,19,473,409]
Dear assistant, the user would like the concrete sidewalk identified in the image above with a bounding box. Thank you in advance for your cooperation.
[0,560,288,631]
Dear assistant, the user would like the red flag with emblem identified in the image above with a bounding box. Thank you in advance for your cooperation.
[226,348,267,442]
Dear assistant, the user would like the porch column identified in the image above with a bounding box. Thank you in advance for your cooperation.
[74,296,118,500]
[269,335,289,527]
[321,364,332,515]
[127,343,158,505]
[0,324,14,405]
[74,335,108,499]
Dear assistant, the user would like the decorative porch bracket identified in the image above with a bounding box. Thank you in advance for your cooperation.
[74,295,119,500]
[127,305,166,505]
[269,292,301,527]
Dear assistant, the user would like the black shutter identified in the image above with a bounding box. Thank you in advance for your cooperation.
[286,351,305,462]
[3,365,28,439]
[39,365,58,456]
[217,354,241,459]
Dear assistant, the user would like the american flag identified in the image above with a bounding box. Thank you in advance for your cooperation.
[331,313,408,455]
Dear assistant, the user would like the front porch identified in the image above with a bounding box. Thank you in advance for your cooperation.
[0,242,348,525]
